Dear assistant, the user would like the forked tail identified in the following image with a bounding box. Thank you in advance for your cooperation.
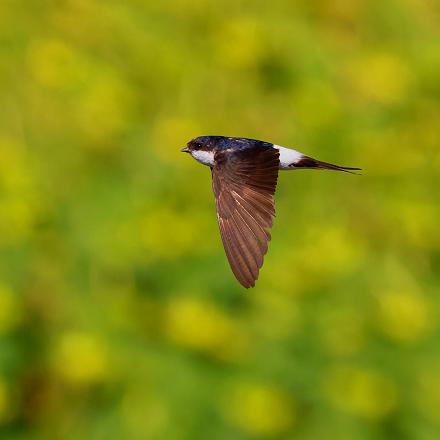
[295,156,362,175]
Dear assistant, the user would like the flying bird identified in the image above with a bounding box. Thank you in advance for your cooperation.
[182,136,360,288]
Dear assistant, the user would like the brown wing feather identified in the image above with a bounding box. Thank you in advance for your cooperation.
[212,147,279,288]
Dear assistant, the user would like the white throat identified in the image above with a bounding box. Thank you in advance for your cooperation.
[191,149,215,166]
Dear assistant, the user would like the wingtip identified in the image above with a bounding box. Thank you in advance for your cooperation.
[239,279,255,289]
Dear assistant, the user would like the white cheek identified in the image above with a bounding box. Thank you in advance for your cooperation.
[273,144,304,169]
[191,150,215,166]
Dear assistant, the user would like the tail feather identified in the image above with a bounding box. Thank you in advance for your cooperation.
[314,160,362,175]
[294,156,362,175]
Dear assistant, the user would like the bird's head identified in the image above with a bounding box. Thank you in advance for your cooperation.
[183,136,213,153]
[181,136,220,166]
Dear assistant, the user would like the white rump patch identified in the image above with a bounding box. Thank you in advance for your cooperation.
[191,150,215,166]
[272,144,304,170]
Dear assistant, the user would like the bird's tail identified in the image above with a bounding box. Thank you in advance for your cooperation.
[296,156,362,175]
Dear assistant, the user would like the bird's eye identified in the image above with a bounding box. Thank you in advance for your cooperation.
[194,142,203,150]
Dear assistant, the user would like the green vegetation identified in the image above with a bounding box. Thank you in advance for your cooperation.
[0,0,439,438]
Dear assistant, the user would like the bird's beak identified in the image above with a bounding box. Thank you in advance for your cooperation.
[181,147,190,153]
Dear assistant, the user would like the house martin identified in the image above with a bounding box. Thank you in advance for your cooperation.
[182,136,360,288]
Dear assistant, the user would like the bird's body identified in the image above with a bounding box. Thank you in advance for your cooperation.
[182,136,360,288]
[191,142,302,170]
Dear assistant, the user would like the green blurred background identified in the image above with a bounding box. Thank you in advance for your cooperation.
[0,0,439,439]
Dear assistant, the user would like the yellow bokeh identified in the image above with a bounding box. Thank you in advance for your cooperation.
[294,81,342,129]
[120,390,169,439]
[223,383,296,436]
[165,298,247,361]
[214,18,266,70]
[263,226,363,293]
[325,365,398,420]
[249,291,301,341]
[302,227,360,270]
[344,53,412,104]
[76,73,134,147]
[140,208,202,259]
[53,332,110,386]
[377,290,431,344]
[396,201,440,249]
[0,138,38,246]
[318,0,362,26]
[356,127,430,177]
[0,139,32,190]
[415,363,440,423]
[320,306,366,356]
[27,38,83,90]
[296,226,363,291]
[151,117,201,165]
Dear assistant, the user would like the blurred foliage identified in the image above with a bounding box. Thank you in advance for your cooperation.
[0,0,439,439]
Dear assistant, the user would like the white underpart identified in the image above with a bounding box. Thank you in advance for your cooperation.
[191,149,215,166]
[190,144,304,169]
[272,144,304,170]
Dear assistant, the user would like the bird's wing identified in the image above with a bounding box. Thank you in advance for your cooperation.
[212,146,280,288]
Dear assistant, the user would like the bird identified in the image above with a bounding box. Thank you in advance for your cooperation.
[182,136,360,288]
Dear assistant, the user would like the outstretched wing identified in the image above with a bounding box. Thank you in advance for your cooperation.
[212,146,280,288]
